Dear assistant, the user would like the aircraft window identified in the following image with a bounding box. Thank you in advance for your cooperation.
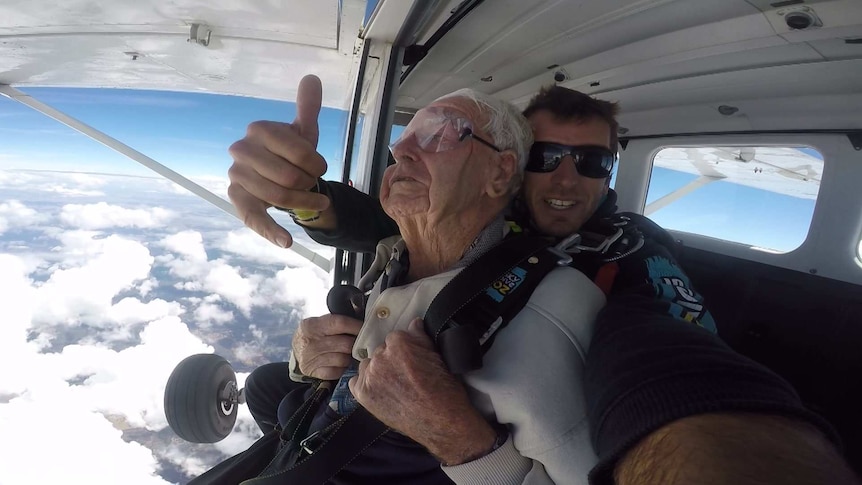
[646,146,823,253]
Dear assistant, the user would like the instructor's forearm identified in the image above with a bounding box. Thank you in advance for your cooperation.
[615,413,859,485]
[300,181,400,254]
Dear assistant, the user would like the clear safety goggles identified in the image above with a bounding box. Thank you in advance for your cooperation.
[389,107,501,154]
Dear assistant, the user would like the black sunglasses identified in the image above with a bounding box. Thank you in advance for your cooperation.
[526,142,616,178]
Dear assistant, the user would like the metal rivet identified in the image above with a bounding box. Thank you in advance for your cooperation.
[376,307,390,319]
[528,256,539,264]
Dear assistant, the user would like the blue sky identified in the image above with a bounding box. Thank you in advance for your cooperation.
[0,87,825,253]
[1,87,349,180]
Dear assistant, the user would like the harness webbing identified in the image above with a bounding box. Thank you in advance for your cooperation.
[425,234,559,374]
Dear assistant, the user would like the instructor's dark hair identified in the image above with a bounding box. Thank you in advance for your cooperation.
[523,86,620,153]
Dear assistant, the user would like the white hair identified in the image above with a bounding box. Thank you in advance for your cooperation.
[434,88,533,193]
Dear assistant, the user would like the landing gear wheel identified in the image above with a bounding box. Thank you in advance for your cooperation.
[164,353,239,443]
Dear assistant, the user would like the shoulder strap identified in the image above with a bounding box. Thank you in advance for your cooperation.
[424,234,560,374]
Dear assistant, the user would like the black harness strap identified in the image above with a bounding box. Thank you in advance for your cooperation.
[425,234,559,374]
[244,407,388,485]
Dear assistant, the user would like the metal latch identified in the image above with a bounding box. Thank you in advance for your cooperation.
[299,430,326,456]
[189,23,212,47]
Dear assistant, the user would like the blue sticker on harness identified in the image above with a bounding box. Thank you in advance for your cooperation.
[486,266,527,302]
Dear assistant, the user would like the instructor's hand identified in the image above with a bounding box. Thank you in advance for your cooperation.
[228,74,331,248]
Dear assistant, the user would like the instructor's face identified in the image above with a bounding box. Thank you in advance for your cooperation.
[523,111,611,237]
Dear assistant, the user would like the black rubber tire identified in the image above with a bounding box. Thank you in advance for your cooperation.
[164,353,238,443]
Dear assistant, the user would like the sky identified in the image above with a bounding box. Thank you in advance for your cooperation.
[1,87,350,180]
[0,86,855,484]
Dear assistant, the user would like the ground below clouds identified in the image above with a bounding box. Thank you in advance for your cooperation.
[0,170,334,484]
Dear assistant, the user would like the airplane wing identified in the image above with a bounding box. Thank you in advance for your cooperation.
[652,146,822,200]
[0,0,366,108]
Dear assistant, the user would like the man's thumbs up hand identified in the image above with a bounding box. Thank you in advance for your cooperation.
[292,74,323,149]
[227,75,331,248]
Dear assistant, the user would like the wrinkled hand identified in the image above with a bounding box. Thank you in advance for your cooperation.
[348,319,497,465]
[228,74,330,248]
[292,313,362,381]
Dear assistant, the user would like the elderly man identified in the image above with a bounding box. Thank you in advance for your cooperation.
[215,83,605,484]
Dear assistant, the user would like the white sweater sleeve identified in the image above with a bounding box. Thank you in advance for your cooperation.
[443,267,606,484]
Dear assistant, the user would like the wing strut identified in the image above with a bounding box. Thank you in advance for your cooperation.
[644,175,720,216]
[0,85,331,272]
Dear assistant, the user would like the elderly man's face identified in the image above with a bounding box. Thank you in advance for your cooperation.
[382,97,502,223]
[523,110,611,237]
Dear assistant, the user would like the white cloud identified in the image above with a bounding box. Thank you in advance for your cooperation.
[204,263,261,315]
[193,175,230,200]
[159,444,214,478]
[0,199,49,234]
[0,170,45,188]
[0,398,171,485]
[175,280,203,291]
[32,232,155,328]
[67,173,110,188]
[159,230,267,316]
[80,316,216,430]
[233,341,266,366]
[0,254,39,394]
[219,227,333,268]
[161,230,208,262]
[44,185,106,197]
[0,254,224,484]
[0,170,333,483]
[106,297,185,326]
[138,277,158,297]
[0,170,110,196]
[0,318,218,485]
[261,265,330,319]
[0,253,221,485]
[218,228,331,318]
[194,298,235,327]
[60,202,175,229]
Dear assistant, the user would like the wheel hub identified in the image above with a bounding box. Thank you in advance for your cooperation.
[218,380,240,416]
